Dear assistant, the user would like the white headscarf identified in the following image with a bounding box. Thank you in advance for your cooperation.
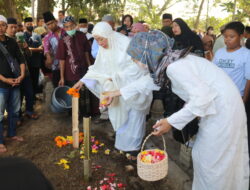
[86,22,133,77]
[0,15,7,24]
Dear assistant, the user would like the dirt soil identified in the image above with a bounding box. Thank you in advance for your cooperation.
[0,83,171,190]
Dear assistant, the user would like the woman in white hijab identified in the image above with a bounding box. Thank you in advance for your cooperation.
[73,22,159,158]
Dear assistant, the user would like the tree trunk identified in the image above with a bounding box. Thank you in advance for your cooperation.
[62,0,65,11]
[4,0,18,19]
[232,0,237,20]
[194,0,205,29]
[120,0,127,16]
[205,0,209,30]
[32,0,35,19]
[36,0,54,19]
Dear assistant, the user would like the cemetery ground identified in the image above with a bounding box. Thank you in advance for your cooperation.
[0,82,192,190]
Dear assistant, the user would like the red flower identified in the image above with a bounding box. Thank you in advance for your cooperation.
[117,183,126,188]
[107,173,116,177]
[100,184,110,190]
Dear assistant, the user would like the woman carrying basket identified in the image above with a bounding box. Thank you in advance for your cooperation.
[106,30,249,190]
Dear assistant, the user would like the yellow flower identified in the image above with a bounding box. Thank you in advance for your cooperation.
[57,158,70,165]
[100,143,104,147]
[64,164,70,170]
[92,149,98,154]
[80,155,85,159]
[66,136,73,140]
[104,149,110,155]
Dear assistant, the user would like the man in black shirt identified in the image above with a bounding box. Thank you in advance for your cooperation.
[23,17,43,96]
[0,15,25,153]
[7,17,38,120]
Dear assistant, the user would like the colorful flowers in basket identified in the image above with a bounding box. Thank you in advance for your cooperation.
[140,149,166,164]
[67,88,80,98]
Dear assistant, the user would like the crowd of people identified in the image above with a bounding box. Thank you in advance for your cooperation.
[0,10,250,190]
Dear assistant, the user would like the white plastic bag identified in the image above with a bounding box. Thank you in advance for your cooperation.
[38,69,45,86]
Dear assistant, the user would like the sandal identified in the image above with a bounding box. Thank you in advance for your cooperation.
[8,136,24,142]
[0,144,7,153]
[26,113,39,120]
[125,151,139,164]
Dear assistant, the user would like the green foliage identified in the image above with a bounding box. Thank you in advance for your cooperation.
[220,0,250,21]
[16,0,31,18]
[0,0,31,18]
[128,0,187,29]
[185,16,232,34]
[62,0,126,23]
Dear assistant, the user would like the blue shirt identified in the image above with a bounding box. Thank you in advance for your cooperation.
[213,47,250,96]
[91,39,99,59]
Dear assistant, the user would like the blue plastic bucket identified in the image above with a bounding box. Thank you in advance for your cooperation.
[51,86,72,113]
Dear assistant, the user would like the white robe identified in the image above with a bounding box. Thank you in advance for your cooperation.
[80,22,160,151]
[166,55,249,190]
[82,63,159,151]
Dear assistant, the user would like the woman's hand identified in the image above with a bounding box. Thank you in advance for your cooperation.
[72,81,84,90]
[103,90,121,106]
[152,119,172,136]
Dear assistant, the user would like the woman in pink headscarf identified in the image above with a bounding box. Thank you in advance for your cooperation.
[129,23,146,37]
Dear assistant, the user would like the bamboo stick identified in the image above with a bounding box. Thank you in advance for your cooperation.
[83,117,91,181]
[72,97,79,148]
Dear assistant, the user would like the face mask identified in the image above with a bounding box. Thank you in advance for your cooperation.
[27,26,33,32]
[79,28,87,33]
[66,29,76,36]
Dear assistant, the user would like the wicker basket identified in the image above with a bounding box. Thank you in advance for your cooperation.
[137,134,168,181]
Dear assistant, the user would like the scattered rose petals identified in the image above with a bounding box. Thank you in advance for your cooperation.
[117,183,126,188]
[107,173,116,177]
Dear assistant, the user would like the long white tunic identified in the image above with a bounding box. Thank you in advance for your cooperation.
[81,22,160,151]
[166,55,249,190]
[82,63,159,151]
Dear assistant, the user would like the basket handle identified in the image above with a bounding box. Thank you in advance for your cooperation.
[140,133,166,152]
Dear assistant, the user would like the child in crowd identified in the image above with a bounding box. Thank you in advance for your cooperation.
[213,21,250,103]
[213,22,250,159]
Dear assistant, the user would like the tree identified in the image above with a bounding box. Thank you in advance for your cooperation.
[194,0,205,29]
[0,0,30,22]
[59,0,126,23]
[186,16,231,34]
[36,0,55,19]
[128,0,185,29]
[220,0,250,21]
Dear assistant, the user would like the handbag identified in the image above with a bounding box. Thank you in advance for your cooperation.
[0,42,21,78]
[164,89,199,144]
